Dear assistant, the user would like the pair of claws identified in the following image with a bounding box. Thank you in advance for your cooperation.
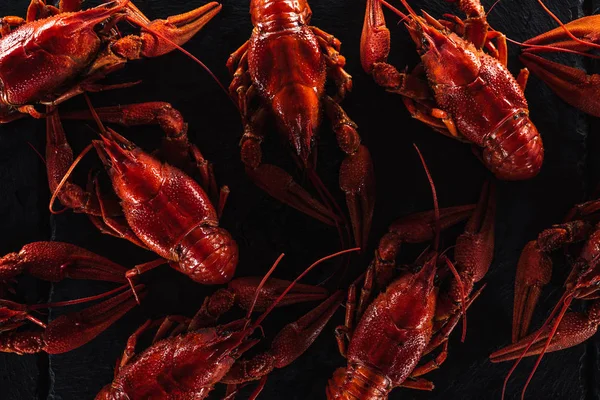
[490,201,600,398]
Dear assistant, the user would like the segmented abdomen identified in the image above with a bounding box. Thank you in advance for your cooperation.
[431,53,543,180]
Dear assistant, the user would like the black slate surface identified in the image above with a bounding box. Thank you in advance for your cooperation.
[0,0,599,399]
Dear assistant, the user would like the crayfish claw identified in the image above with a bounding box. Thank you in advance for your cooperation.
[131,2,222,58]
[524,15,600,53]
[512,241,552,342]
[493,301,600,362]
[269,291,344,368]
[228,277,329,312]
[340,145,376,250]
[520,52,600,117]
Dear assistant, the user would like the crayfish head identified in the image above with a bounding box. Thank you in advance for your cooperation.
[483,111,544,181]
[93,131,163,204]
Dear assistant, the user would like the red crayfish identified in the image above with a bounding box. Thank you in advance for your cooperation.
[95,249,356,399]
[518,1,600,117]
[327,150,495,398]
[227,0,376,249]
[361,0,544,180]
[490,197,600,398]
[0,0,221,123]
[0,241,143,354]
[48,99,238,288]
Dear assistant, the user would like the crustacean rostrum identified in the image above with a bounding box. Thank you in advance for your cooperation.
[227,0,376,250]
[361,0,544,180]
[47,98,239,289]
[95,249,357,399]
[518,1,600,117]
[0,241,144,355]
[327,149,495,398]
[0,0,222,123]
[490,197,600,399]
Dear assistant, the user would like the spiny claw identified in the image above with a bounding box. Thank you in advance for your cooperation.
[270,291,344,368]
[0,242,127,283]
[388,204,476,244]
[127,2,222,58]
[0,285,145,355]
[228,277,329,312]
[360,0,391,73]
[434,182,495,325]
[512,241,552,343]
[492,301,600,362]
[43,285,146,354]
[454,181,496,288]
[520,52,600,117]
[340,145,376,250]
[524,15,600,53]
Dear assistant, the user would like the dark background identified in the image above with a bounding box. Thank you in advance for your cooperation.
[0,0,599,398]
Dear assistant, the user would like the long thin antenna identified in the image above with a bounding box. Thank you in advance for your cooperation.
[250,248,360,331]
[535,0,600,53]
[49,143,94,215]
[413,144,440,252]
[244,253,286,327]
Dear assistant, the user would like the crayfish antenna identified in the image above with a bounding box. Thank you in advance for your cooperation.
[243,253,287,327]
[486,0,503,17]
[48,143,94,215]
[520,295,573,400]
[413,143,468,342]
[505,37,600,59]
[378,0,410,22]
[121,7,232,102]
[503,0,600,59]
[499,291,572,400]
[534,0,600,53]
[83,93,110,138]
[29,284,130,310]
[413,144,440,252]
[248,248,360,332]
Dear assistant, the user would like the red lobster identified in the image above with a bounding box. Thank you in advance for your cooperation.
[490,198,600,399]
[0,0,221,123]
[227,0,376,249]
[361,0,544,180]
[327,152,495,398]
[48,100,238,287]
[518,2,600,117]
[0,241,144,354]
[95,249,356,399]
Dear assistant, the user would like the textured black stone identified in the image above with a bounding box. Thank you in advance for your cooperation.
[0,0,598,399]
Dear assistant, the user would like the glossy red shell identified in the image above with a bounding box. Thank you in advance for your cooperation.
[96,139,238,285]
[327,266,437,398]
[420,29,543,180]
[0,8,119,106]
[247,0,326,162]
[95,329,238,399]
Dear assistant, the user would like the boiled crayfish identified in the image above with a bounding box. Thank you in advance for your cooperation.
[48,99,238,288]
[327,151,495,398]
[490,197,600,398]
[0,0,221,123]
[96,249,356,399]
[227,0,376,250]
[518,1,600,117]
[361,0,544,180]
[0,241,143,354]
